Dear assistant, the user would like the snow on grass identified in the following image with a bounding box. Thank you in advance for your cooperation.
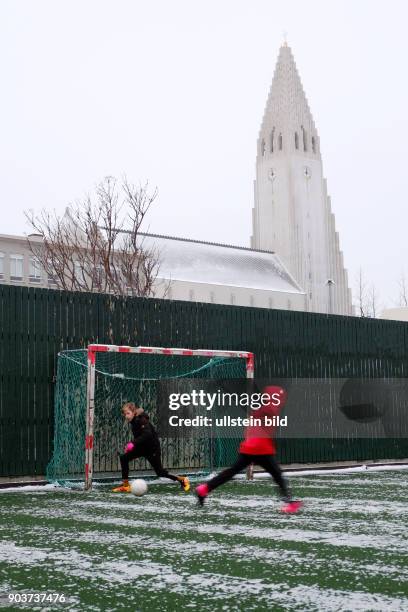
[4,500,408,554]
[0,484,60,494]
[1,470,407,610]
[1,540,407,611]
[14,523,408,583]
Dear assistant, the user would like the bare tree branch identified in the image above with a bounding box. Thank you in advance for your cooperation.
[399,273,408,307]
[368,284,379,318]
[25,177,161,297]
[354,268,369,317]
[353,269,380,318]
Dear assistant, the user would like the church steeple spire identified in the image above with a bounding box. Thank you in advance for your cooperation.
[251,44,352,316]
[258,44,320,160]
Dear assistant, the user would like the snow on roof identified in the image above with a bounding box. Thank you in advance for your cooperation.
[139,233,304,294]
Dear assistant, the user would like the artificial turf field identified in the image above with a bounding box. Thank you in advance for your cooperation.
[1,468,408,611]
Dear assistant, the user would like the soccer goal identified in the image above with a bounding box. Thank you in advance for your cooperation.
[46,344,254,489]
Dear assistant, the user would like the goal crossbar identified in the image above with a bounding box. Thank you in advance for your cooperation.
[88,343,254,361]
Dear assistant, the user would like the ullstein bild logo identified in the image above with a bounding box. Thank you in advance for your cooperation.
[168,413,287,428]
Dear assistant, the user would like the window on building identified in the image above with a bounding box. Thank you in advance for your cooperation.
[301,126,307,151]
[189,289,195,301]
[278,133,283,150]
[47,261,58,286]
[74,262,83,280]
[311,136,316,154]
[270,128,275,152]
[0,253,4,278]
[295,132,299,149]
[210,291,215,303]
[268,297,273,309]
[10,255,23,280]
[230,294,236,305]
[261,139,266,157]
[287,299,292,310]
[29,257,41,283]
[91,264,103,287]
[250,295,255,307]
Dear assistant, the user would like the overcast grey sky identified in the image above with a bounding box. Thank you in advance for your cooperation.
[1,0,407,308]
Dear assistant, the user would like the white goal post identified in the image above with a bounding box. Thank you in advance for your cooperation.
[84,344,255,490]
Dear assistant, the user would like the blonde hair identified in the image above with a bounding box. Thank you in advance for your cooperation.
[121,402,138,415]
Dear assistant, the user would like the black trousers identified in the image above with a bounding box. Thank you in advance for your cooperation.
[120,447,179,482]
[207,453,290,501]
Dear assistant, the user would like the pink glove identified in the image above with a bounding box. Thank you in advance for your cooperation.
[125,442,135,453]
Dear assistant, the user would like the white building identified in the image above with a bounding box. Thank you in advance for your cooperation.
[0,231,306,310]
[142,233,306,309]
[0,233,57,289]
[251,43,352,315]
[381,308,408,322]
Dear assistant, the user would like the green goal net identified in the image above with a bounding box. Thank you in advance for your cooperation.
[46,345,253,488]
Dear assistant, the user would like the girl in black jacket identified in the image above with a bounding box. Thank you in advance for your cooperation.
[113,402,190,493]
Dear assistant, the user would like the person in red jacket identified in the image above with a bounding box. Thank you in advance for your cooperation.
[195,385,302,513]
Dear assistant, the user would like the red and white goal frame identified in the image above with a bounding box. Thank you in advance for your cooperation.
[85,344,254,490]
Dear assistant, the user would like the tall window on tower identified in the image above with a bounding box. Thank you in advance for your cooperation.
[270,128,275,152]
[301,126,307,152]
[294,132,299,150]
[261,139,266,157]
[278,133,283,150]
[312,136,316,154]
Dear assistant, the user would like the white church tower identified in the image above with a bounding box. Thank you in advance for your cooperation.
[251,43,353,315]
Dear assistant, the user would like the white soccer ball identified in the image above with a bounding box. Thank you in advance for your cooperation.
[130,479,148,497]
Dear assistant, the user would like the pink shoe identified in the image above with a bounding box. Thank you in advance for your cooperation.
[195,483,209,506]
[281,500,303,514]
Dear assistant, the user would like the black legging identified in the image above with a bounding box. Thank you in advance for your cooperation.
[207,453,291,501]
[120,447,179,482]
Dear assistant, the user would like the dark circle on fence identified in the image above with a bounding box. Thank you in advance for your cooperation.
[339,379,392,423]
